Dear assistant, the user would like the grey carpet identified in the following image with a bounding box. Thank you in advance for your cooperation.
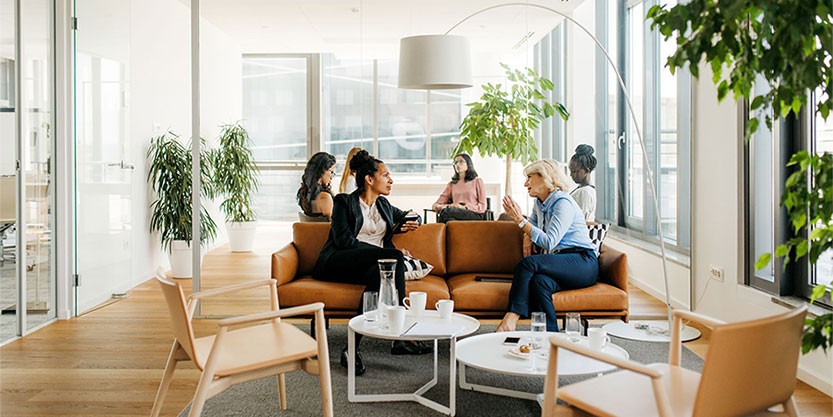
[179,324,704,416]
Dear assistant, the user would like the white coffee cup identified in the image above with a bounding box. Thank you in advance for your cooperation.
[588,328,610,350]
[435,299,454,319]
[403,291,427,318]
[387,306,407,334]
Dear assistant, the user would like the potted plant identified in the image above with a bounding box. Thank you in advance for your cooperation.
[147,132,217,278]
[453,63,569,195]
[648,1,832,354]
[212,122,260,252]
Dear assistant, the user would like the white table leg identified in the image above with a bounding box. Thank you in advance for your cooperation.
[449,336,457,416]
[457,363,541,402]
[347,327,356,401]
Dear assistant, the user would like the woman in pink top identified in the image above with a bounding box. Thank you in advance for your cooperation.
[432,153,487,223]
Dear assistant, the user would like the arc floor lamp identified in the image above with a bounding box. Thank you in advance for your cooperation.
[398,2,699,342]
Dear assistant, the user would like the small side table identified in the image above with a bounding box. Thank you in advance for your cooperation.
[347,311,480,416]
[455,331,629,405]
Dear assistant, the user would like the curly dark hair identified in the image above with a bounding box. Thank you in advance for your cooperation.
[297,152,336,215]
[570,144,597,173]
[450,153,478,184]
[350,150,383,193]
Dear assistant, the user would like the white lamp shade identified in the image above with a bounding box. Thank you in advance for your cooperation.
[398,35,472,90]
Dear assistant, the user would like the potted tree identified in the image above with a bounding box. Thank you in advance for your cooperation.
[147,132,217,278]
[648,1,832,354]
[212,122,260,252]
[453,63,569,195]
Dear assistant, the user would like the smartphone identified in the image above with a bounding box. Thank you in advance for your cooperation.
[394,210,420,231]
[502,336,521,346]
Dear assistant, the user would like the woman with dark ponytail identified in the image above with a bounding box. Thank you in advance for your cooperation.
[297,152,336,219]
[568,144,597,221]
[313,150,429,376]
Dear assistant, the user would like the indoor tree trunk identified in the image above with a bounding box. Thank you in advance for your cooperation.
[505,154,512,197]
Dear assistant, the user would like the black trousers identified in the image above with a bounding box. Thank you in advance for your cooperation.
[437,207,486,223]
[314,247,407,348]
[314,246,407,313]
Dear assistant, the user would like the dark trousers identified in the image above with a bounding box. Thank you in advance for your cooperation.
[507,251,599,332]
[314,246,407,347]
[437,207,485,223]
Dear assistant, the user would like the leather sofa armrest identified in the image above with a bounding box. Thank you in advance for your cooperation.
[272,243,299,287]
[599,247,628,293]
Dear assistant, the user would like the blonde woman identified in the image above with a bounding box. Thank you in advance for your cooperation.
[338,147,363,194]
[497,159,598,333]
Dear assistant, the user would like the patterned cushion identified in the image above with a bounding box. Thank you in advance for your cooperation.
[588,223,609,251]
[403,256,433,281]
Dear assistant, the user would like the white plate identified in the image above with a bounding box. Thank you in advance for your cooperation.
[507,346,532,359]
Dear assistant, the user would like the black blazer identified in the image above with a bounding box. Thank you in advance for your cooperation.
[315,191,410,270]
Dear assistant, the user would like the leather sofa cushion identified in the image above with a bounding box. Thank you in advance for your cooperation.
[392,223,447,276]
[277,275,450,311]
[292,223,330,276]
[446,221,524,275]
[448,274,628,312]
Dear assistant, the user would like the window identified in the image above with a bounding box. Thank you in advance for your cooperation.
[533,0,691,251]
[242,54,464,220]
[744,85,832,304]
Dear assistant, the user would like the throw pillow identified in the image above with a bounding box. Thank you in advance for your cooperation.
[587,223,609,251]
[403,255,433,281]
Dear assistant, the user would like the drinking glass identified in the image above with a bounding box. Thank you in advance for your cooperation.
[530,312,547,370]
[363,292,379,326]
[565,312,582,342]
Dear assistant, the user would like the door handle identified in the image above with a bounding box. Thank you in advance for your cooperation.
[617,132,626,150]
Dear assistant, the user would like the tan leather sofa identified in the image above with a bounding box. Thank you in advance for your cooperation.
[272,221,629,322]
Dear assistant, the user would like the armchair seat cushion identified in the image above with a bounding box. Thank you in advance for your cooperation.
[552,283,628,312]
[278,277,364,311]
[193,322,318,377]
[448,274,513,311]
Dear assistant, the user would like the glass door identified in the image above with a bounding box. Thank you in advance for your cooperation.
[73,0,133,315]
[1,0,57,342]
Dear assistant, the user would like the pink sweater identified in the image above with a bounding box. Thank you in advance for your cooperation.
[434,177,487,213]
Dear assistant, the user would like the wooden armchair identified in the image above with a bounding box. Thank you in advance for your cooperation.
[151,276,333,417]
[543,306,808,417]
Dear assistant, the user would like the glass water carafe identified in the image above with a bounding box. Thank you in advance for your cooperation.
[377,259,399,328]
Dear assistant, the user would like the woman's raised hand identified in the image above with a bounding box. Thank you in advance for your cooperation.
[502,196,523,222]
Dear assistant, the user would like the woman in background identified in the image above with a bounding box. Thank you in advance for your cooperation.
[297,152,336,219]
[497,159,598,333]
[568,144,597,222]
[432,153,487,223]
[338,147,363,194]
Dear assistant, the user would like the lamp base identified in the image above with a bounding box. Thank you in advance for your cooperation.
[602,320,701,342]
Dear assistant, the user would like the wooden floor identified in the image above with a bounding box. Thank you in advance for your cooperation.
[1,236,831,416]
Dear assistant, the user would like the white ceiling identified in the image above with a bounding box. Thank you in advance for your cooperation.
[198,0,585,59]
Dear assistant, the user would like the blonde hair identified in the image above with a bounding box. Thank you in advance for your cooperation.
[523,159,573,192]
[339,147,364,193]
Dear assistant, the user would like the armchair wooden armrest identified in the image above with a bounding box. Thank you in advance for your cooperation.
[672,309,726,328]
[549,335,663,378]
[189,279,276,301]
[218,303,325,328]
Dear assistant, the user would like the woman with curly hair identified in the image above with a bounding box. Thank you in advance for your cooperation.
[297,152,336,219]
[568,144,598,222]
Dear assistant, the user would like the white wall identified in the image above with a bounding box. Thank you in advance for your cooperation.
[128,0,241,286]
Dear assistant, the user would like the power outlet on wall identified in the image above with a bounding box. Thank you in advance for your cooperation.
[709,265,724,282]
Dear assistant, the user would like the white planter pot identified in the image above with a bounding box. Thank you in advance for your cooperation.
[226,221,257,253]
[169,240,204,279]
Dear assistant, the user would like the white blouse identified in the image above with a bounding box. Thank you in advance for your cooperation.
[571,185,597,222]
[357,198,386,247]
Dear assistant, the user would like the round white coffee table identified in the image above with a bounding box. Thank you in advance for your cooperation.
[455,331,629,404]
[347,310,480,416]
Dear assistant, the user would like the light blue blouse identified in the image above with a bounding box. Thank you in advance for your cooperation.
[528,190,597,254]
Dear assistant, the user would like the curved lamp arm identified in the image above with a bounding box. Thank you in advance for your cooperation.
[446,2,673,317]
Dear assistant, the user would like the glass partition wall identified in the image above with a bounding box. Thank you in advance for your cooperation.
[1,0,57,343]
